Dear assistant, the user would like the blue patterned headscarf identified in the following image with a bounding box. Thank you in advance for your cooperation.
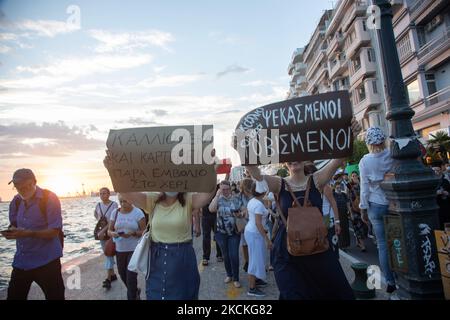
[365,127,386,145]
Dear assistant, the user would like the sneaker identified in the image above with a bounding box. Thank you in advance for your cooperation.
[102,279,111,289]
[233,281,241,288]
[255,279,268,287]
[247,287,266,297]
[202,259,209,266]
[243,262,248,272]
[386,284,397,294]
[217,257,223,262]
[110,274,118,282]
[224,276,232,284]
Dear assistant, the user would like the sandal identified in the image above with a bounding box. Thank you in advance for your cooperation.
[202,259,209,266]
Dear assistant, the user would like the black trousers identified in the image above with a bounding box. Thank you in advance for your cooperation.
[7,259,65,300]
[116,251,138,300]
[202,213,222,260]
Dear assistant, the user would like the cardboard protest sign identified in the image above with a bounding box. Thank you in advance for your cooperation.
[105,125,217,193]
[233,91,354,165]
[434,230,450,300]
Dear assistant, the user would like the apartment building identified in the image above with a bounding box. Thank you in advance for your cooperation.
[287,1,388,135]
[387,0,450,140]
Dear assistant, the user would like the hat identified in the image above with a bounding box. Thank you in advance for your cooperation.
[8,168,36,185]
[365,127,386,145]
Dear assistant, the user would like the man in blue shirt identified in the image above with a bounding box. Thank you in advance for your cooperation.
[1,169,65,300]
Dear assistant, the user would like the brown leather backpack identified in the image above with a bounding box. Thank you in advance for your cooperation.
[277,177,329,256]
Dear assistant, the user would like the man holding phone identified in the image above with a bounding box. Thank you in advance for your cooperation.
[1,169,65,300]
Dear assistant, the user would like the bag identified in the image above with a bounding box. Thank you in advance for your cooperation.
[104,238,116,257]
[235,216,247,234]
[128,231,152,279]
[278,177,329,256]
[127,203,156,278]
[14,190,65,248]
[94,202,114,240]
[103,209,119,257]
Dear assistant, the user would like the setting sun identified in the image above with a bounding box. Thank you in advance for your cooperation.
[42,173,84,197]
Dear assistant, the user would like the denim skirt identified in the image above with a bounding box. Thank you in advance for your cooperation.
[146,241,200,300]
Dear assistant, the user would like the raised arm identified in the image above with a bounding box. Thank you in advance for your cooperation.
[314,159,345,190]
[245,165,282,195]
[314,118,362,190]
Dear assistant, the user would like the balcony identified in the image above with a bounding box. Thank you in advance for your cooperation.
[329,55,348,79]
[295,76,307,91]
[425,86,450,108]
[291,48,305,64]
[306,63,327,93]
[294,62,307,76]
[410,0,448,25]
[349,48,377,88]
[341,0,367,32]
[345,18,371,58]
[327,32,344,56]
[305,49,326,80]
[353,79,382,120]
[413,86,450,122]
[288,62,294,75]
[418,27,450,70]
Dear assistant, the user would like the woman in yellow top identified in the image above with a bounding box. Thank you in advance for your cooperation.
[121,191,215,300]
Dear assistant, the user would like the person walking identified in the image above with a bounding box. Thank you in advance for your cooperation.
[94,187,118,289]
[359,127,397,294]
[107,195,146,300]
[245,181,271,297]
[243,118,360,300]
[209,180,245,288]
[2,169,65,300]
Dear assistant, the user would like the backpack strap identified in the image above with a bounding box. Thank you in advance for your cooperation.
[39,189,50,223]
[101,202,114,218]
[285,181,303,208]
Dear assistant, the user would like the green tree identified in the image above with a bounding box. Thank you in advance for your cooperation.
[277,167,289,177]
[347,139,369,165]
[428,131,450,150]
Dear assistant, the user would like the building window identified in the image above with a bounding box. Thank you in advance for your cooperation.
[397,33,412,62]
[362,20,367,31]
[353,56,362,74]
[358,85,366,102]
[372,81,378,94]
[407,79,421,104]
[367,48,376,62]
[425,73,437,96]
[419,124,441,139]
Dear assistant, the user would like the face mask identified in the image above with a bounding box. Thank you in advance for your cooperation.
[164,192,179,197]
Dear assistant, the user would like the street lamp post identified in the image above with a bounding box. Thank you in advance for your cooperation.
[374,0,444,299]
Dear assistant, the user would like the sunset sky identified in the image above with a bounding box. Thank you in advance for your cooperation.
[0,0,331,200]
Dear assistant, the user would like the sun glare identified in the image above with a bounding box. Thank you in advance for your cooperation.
[43,174,83,197]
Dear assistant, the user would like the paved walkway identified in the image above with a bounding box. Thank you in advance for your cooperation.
[0,236,390,300]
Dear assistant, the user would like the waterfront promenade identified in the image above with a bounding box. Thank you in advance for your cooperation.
[0,236,390,300]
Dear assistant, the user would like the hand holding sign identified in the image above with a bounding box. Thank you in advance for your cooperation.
[232,91,355,165]
[104,125,217,193]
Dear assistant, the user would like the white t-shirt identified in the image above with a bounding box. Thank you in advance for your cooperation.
[111,207,145,252]
[245,198,268,234]
[94,201,118,222]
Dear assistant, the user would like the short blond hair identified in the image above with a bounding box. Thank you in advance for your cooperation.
[368,141,386,154]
